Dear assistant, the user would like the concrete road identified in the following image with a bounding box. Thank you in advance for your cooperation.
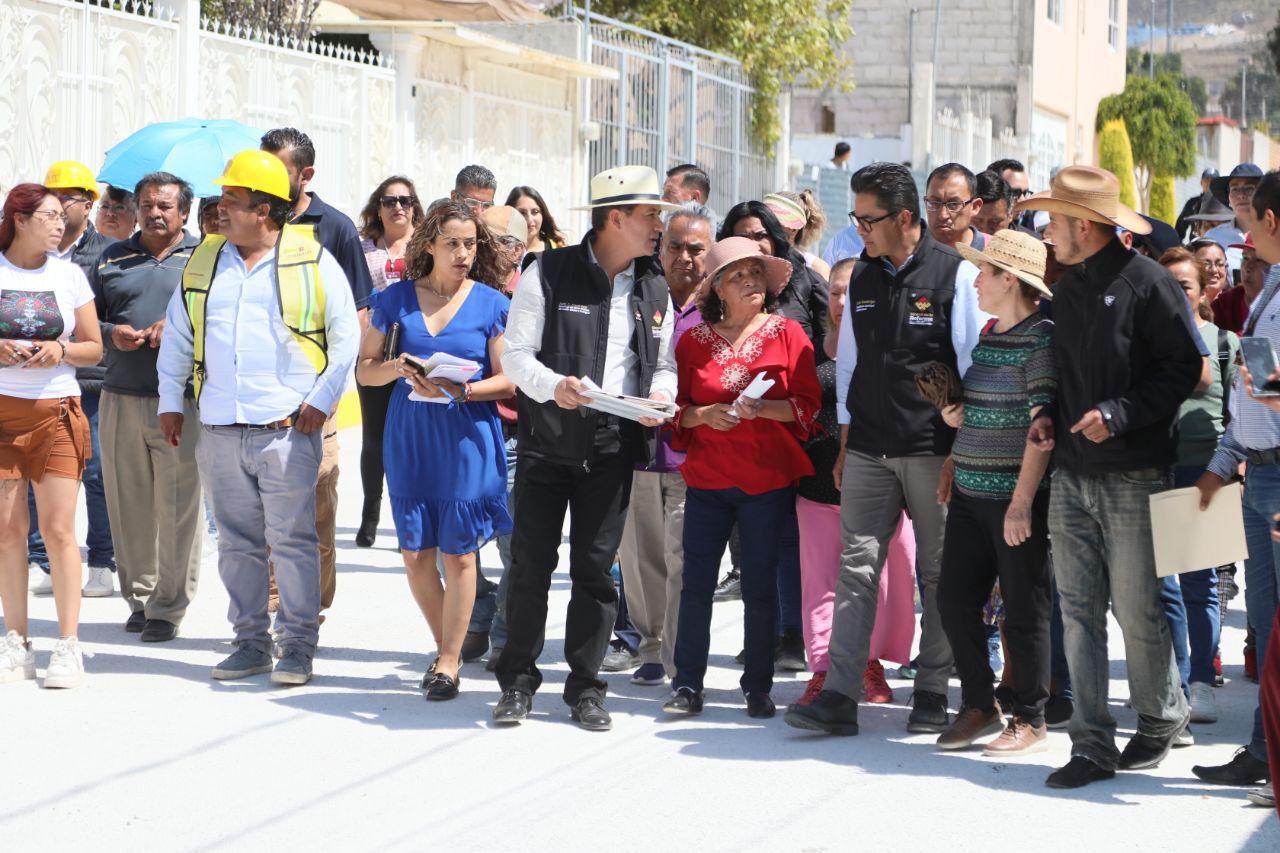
[3,429,1278,851]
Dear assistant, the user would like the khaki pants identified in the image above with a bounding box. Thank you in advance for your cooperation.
[99,392,202,624]
[270,416,338,613]
[618,470,687,677]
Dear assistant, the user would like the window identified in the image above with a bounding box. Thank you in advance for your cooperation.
[1047,0,1063,27]
[1107,0,1120,48]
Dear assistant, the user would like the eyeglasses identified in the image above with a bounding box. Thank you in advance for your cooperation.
[923,197,976,214]
[460,196,494,211]
[31,210,68,224]
[849,210,897,231]
[736,230,770,242]
[1229,184,1258,199]
[493,235,525,249]
[99,203,132,215]
[57,193,91,207]
[380,195,416,209]
[1201,260,1228,270]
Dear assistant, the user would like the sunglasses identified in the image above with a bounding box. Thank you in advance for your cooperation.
[380,195,416,209]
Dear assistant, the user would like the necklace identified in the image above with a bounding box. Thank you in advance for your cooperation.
[418,278,457,300]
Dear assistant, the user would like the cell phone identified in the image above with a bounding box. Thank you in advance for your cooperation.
[402,354,428,376]
[1240,336,1280,397]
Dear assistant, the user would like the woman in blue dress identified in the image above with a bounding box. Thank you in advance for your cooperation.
[356,202,514,700]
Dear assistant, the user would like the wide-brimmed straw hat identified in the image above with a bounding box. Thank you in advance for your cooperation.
[700,236,793,297]
[763,193,807,230]
[571,165,683,211]
[955,228,1052,299]
[1016,165,1150,235]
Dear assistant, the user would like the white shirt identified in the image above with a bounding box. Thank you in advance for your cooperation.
[836,256,987,426]
[156,240,359,424]
[0,254,94,399]
[503,247,678,404]
[48,229,87,263]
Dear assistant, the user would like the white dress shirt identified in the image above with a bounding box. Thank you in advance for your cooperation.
[503,245,678,404]
[156,240,359,424]
[836,256,987,426]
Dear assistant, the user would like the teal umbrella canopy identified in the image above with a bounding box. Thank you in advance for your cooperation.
[97,117,265,197]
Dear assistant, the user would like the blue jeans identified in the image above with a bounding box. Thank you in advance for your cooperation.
[1241,462,1280,760]
[1050,468,1188,770]
[1159,465,1221,692]
[28,389,114,571]
[674,486,790,695]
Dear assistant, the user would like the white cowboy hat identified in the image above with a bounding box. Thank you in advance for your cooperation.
[571,165,683,211]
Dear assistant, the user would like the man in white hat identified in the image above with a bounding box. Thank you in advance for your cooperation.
[495,165,680,730]
[1017,165,1203,789]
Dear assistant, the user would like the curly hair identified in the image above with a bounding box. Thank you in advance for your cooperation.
[405,201,504,288]
[359,176,426,242]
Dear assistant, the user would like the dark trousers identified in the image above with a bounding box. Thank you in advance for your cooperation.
[776,505,802,632]
[356,381,394,519]
[674,486,790,695]
[496,451,634,705]
[939,489,1052,725]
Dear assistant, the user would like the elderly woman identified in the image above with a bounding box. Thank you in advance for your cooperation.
[662,237,821,719]
[0,184,104,688]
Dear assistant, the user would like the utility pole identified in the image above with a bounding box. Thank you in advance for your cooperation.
[1242,57,1250,129]
[1149,0,1155,78]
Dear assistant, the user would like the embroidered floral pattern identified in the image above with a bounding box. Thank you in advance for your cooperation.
[690,316,787,391]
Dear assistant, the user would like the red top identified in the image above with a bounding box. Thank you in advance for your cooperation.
[673,314,820,494]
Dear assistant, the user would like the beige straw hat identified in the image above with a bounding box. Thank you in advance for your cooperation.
[1015,165,1151,235]
[955,229,1052,299]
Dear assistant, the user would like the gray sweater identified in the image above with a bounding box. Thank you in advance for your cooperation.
[92,232,200,397]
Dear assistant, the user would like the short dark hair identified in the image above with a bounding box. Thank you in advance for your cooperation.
[718,200,807,282]
[974,170,1010,206]
[987,158,1026,176]
[1251,171,1280,224]
[103,186,134,208]
[455,165,497,194]
[666,164,711,200]
[260,127,316,170]
[133,172,193,214]
[248,190,292,229]
[850,162,920,224]
[591,203,639,232]
[926,162,976,196]
[834,141,851,158]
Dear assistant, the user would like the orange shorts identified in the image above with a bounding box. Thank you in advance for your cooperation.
[0,394,90,482]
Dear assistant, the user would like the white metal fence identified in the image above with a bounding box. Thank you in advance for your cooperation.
[931,108,1028,173]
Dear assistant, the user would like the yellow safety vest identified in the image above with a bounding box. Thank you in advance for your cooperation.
[180,224,330,400]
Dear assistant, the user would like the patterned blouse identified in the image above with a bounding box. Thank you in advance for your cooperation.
[672,313,821,494]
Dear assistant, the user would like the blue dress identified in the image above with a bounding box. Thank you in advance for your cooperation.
[371,280,513,554]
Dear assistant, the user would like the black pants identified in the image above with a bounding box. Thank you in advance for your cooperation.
[356,381,394,518]
[496,443,635,705]
[938,489,1052,725]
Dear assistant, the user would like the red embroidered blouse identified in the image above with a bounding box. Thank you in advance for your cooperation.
[672,314,820,494]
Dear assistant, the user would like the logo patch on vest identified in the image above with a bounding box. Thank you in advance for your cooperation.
[913,295,932,312]
[854,299,876,313]
[908,293,934,326]
[1104,295,1116,307]
[558,303,591,315]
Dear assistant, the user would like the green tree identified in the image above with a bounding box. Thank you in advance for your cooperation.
[1125,49,1208,115]
[1097,119,1137,209]
[199,0,320,39]
[1149,174,1176,224]
[1097,74,1197,212]
[587,0,854,150]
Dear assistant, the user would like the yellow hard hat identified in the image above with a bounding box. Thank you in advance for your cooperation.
[213,150,292,201]
[44,161,100,201]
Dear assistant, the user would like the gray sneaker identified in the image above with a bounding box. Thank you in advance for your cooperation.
[271,648,313,686]
[600,645,639,672]
[211,645,273,680]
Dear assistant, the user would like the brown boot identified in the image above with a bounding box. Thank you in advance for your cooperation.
[936,702,1004,750]
[984,716,1049,756]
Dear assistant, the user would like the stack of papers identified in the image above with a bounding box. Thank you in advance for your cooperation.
[731,372,775,417]
[579,377,676,422]
[405,353,482,404]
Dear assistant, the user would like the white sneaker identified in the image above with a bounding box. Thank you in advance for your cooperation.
[1189,681,1218,723]
[44,636,85,689]
[28,564,53,596]
[82,565,114,598]
[0,631,35,683]
[1248,782,1275,808]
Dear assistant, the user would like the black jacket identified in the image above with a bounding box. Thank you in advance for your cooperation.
[67,222,114,394]
[515,233,670,468]
[775,260,831,363]
[1048,238,1203,474]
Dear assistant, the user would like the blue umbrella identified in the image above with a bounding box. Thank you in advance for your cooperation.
[97,117,265,197]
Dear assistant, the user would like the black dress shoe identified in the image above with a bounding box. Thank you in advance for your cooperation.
[355,515,377,548]
[493,688,532,724]
[662,688,704,715]
[784,690,859,736]
[1046,756,1116,789]
[140,619,178,643]
[1118,728,1179,770]
[124,611,147,633]
[907,691,950,734]
[418,656,439,689]
[746,692,776,719]
[460,631,490,663]
[425,672,460,701]
[1192,748,1271,785]
[570,697,612,731]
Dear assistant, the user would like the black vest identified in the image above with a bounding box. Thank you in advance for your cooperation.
[516,232,669,467]
[845,228,963,457]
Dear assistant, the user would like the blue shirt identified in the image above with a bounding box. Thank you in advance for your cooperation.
[822,225,865,268]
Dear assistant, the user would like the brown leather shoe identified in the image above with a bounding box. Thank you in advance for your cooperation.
[984,717,1049,756]
[936,703,1003,750]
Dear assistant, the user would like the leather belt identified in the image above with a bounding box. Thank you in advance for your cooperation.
[1246,447,1280,466]
[233,411,298,431]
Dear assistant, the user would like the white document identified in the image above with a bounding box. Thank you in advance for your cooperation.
[731,371,775,416]
[1148,484,1248,578]
[578,377,677,422]
[405,353,482,404]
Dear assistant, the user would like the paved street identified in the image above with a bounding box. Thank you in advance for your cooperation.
[4,428,1279,851]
